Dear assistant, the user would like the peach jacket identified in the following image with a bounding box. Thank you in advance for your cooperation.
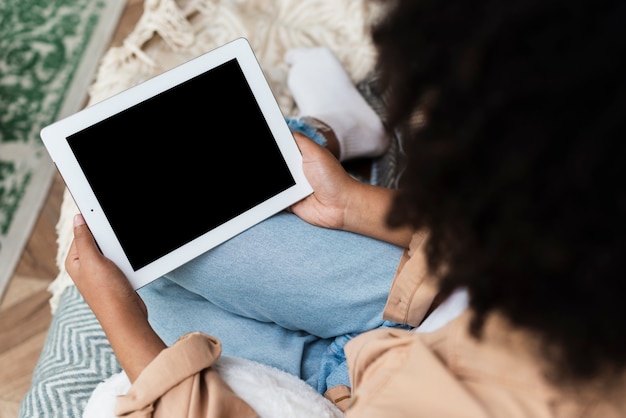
[116,232,624,417]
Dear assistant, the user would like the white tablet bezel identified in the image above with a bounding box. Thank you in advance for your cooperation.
[41,38,313,289]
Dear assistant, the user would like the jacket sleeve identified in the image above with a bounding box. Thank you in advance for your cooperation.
[343,326,489,418]
[115,332,258,418]
[383,231,441,327]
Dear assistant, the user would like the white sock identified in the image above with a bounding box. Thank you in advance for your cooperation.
[285,47,388,161]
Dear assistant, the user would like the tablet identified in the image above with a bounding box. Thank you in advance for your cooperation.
[41,37,313,290]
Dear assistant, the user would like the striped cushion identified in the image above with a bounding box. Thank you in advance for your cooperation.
[19,286,121,418]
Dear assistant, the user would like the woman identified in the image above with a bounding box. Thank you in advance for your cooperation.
[66,0,626,416]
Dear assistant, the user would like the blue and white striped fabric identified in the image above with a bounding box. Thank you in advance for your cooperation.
[19,286,120,418]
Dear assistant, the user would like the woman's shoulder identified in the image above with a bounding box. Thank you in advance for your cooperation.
[346,312,624,418]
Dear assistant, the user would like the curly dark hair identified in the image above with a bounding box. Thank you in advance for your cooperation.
[372,0,626,384]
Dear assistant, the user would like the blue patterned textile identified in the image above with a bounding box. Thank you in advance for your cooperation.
[19,286,121,418]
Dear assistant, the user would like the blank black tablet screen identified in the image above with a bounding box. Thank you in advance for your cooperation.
[67,59,295,271]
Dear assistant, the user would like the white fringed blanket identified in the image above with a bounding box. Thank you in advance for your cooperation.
[49,0,384,311]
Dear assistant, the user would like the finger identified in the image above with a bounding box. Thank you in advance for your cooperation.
[293,132,321,157]
[72,214,101,259]
[64,238,80,276]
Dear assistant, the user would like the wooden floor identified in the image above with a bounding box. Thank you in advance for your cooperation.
[0,1,143,416]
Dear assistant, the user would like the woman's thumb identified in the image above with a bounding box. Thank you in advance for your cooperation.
[72,214,98,255]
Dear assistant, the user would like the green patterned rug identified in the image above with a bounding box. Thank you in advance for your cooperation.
[0,0,126,298]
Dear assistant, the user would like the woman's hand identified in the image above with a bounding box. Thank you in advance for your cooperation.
[65,214,166,381]
[291,134,414,246]
[66,214,148,321]
[290,133,362,230]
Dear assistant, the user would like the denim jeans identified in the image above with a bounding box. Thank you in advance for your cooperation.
[138,211,403,393]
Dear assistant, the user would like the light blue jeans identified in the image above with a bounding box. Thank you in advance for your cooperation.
[138,117,404,394]
[138,212,404,394]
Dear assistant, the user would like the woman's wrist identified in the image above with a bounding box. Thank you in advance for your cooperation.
[99,300,166,382]
[344,184,413,247]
